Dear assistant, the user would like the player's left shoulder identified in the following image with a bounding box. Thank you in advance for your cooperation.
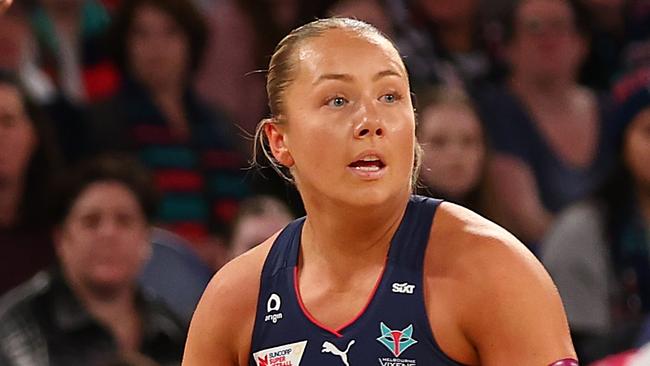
[424,202,576,363]
[428,201,552,293]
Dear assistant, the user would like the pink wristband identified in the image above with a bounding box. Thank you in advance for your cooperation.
[548,359,579,366]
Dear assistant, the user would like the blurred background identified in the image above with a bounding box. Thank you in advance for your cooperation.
[0,0,649,364]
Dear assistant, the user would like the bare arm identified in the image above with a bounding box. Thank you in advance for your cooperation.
[428,203,575,365]
[470,244,575,364]
[183,240,271,366]
[182,269,242,365]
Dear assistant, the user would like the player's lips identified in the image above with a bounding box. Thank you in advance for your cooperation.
[347,151,387,179]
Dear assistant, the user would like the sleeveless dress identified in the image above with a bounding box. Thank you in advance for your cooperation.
[249,196,466,366]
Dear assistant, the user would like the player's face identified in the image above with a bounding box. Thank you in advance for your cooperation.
[269,29,415,207]
[624,107,650,190]
[56,182,150,294]
[419,104,485,199]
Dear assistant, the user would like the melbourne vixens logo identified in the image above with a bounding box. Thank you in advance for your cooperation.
[376,322,418,357]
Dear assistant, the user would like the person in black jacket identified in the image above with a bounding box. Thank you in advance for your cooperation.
[0,155,186,366]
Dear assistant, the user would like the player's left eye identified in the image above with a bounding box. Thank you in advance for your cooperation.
[381,93,399,104]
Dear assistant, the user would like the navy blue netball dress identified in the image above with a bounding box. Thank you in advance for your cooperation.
[249,195,465,366]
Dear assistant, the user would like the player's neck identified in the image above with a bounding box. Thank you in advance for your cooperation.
[300,194,409,266]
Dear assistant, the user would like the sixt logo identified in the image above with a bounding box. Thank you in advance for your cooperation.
[391,282,415,294]
[376,322,418,357]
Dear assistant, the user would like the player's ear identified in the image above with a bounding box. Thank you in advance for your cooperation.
[264,118,294,167]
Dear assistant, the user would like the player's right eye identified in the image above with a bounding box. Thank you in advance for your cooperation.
[326,96,348,108]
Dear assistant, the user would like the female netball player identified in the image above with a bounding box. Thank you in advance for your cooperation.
[183,18,577,365]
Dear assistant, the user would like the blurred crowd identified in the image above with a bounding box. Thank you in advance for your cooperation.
[0,0,649,364]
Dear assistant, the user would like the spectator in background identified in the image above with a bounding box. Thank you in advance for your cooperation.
[0,2,63,115]
[196,0,302,135]
[574,0,650,91]
[618,0,650,76]
[229,195,293,260]
[28,0,119,161]
[104,352,161,366]
[139,228,213,324]
[416,87,490,215]
[29,0,117,104]
[0,155,186,366]
[475,0,613,247]
[327,0,394,37]
[101,0,123,13]
[0,4,30,71]
[0,0,12,13]
[542,81,650,363]
[593,345,650,366]
[577,0,629,90]
[611,65,650,119]
[0,70,61,296]
[87,0,249,262]
[198,0,326,217]
[389,0,501,90]
[196,0,337,135]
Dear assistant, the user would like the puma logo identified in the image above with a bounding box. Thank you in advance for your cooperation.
[321,340,355,366]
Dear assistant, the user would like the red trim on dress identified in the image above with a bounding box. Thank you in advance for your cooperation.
[293,262,387,338]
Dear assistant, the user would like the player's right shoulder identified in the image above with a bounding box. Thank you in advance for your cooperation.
[199,234,277,327]
[183,234,278,365]
[211,235,275,298]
